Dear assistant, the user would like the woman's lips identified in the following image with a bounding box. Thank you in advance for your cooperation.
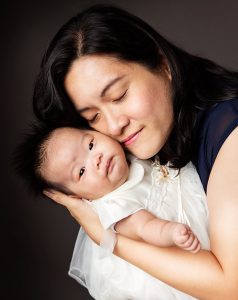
[122,129,142,146]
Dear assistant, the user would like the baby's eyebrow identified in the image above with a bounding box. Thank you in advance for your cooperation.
[81,132,90,144]
[70,133,86,181]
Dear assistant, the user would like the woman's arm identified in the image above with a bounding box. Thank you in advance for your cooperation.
[113,127,238,300]
[114,127,238,300]
[45,127,238,300]
[47,192,222,299]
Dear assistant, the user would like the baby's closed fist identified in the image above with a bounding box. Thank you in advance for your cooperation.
[173,224,201,253]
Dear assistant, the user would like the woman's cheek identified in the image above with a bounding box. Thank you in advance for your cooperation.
[127,93,154,119]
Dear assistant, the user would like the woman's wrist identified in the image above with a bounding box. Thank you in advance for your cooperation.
[82,219,104,245]
[43,190,104,244]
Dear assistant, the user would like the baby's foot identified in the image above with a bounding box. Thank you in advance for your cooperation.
[172,223,201,253]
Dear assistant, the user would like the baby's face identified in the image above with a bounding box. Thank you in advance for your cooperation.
[41,128,129,200]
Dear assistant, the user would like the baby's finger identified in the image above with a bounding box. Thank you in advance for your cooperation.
[175,232,190,244]
[180,232,196,248]
[190,241,201,254]
[184,236,200,253]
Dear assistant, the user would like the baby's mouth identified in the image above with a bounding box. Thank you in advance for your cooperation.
[106,156,114,174]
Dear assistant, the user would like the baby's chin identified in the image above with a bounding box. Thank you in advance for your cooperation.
[109,168,129,192]
[90,172,129,201]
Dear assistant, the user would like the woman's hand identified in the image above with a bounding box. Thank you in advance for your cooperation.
[43,190,103,244]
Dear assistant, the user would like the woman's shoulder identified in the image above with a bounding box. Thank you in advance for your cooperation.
[196,98,238,133]
[196,98,238,148]
[193,98,238,190]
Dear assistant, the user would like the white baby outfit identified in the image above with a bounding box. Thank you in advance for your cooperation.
[69,157,210,300]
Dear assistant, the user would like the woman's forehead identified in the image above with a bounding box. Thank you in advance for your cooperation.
[65,55,131,93]
[65,55,132,106]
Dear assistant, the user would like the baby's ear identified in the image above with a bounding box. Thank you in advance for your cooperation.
[81,198,91,201]
[68,195,92,204]
[69,194,82,199]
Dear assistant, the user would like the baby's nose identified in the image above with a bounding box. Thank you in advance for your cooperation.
[93,153,103,168]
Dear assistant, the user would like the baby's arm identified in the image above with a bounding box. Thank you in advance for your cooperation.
[115,210,200,253]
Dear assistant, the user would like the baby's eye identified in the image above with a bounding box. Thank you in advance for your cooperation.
[89,139,94,150]
[79,167,85,177]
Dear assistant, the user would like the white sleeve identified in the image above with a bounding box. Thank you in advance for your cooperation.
[92,159,149,230]
[92,193,145,230]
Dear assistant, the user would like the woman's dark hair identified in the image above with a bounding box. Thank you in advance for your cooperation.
[33,4,238,168]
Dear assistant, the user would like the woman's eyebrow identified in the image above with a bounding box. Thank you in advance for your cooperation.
[100,75,125,97]
[77,75,125,114]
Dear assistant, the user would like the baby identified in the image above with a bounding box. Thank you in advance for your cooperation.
[30,126,201,252]
[16,125,209,299]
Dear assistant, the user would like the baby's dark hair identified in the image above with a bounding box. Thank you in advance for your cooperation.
[14,123,74,196]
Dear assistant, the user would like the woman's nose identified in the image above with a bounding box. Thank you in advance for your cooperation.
[106,112,129,137]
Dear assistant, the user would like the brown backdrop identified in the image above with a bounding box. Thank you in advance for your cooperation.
[2,0,238,299]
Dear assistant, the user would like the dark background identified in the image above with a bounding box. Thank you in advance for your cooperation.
[1,0,238,299]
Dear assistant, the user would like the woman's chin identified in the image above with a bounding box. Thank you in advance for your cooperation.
[130,146,161,160]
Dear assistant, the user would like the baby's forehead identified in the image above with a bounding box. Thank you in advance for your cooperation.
[52,126,81,136]
[49,127,87,142]
[43,128,84,169]
[45,127,79,151]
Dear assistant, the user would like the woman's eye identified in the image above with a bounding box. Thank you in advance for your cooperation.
[88,113,100,124]
[79,167,85,177]
[113,90,128,102]
[89,140,94,150]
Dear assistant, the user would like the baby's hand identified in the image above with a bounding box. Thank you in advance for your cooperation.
[173,224,201,253]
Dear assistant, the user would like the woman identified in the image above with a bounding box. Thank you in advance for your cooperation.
[34,5,238,299]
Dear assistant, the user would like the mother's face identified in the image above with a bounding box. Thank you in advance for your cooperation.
[64,55,174,159]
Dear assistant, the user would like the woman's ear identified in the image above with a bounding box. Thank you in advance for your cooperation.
[160,56,172,81]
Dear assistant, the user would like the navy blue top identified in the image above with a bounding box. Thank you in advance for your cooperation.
[192,98,238,192]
